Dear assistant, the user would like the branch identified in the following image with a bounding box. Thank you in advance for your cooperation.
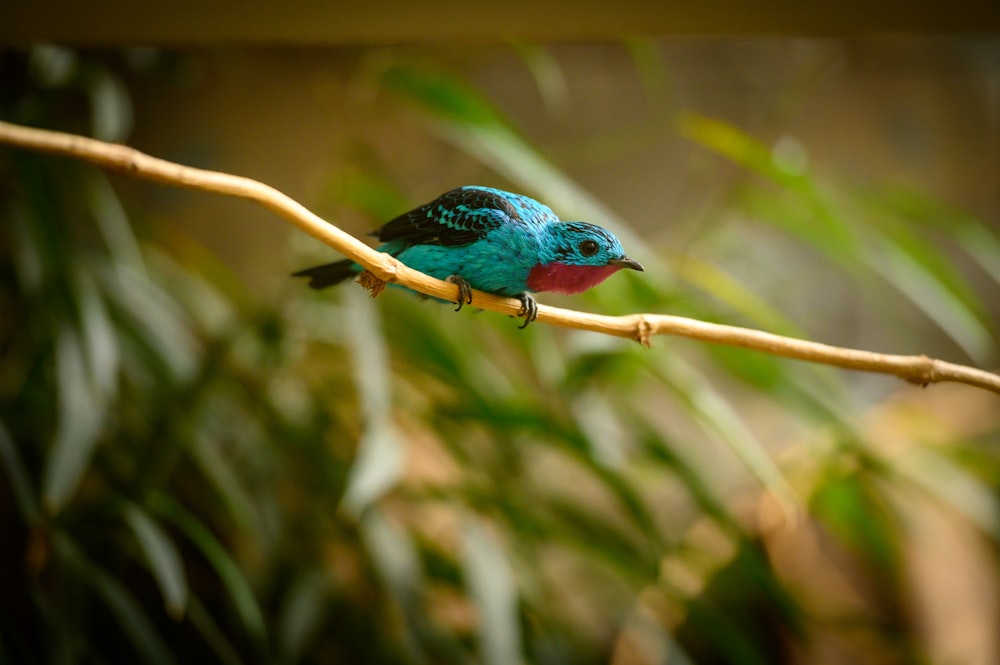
[1,119,998,395]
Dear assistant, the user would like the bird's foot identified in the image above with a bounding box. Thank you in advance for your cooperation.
[516,292,538,329]
[446,275,474,312]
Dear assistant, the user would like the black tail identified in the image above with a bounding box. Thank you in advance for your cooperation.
[292,259,358,289]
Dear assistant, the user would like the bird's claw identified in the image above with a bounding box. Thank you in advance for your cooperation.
[446,275,474,312]
[516,292,538,329]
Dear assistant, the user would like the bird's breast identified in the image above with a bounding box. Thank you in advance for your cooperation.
[525,262,623,295]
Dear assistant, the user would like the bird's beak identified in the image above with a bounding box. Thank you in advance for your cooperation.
[609,256,644,272]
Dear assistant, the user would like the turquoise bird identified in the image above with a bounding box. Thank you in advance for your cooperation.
[293,186,644,327]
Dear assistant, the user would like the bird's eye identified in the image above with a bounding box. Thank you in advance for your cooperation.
[579,240,599,257]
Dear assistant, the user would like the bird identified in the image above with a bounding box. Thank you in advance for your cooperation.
[293,186,644,327]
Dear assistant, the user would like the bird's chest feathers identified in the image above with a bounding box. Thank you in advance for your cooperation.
[526,262,622,295]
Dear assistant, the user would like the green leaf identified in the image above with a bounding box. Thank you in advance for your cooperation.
[100,262,200,382]
[0,418,40,522]
[570,388,629,468]
[639,426,735,530]
[55,533,177,665]
[360,508,420,599]
[682,114,860,263]
[462,516,521,665]
[381,63,507,128]
[512,43,570,114]
[28,44,78,87]
[870,218,987,319]
[42,325,105,512]
[678,542,800,665]
[186,596,246,665]
[671,255,805,338]
[8,201,45,292]
[276,571,332,664]
[678,112,779,178]
[868,240,995,363]
[77,270,120,399]
[341,419,404,517]
[86,66,133,142]
[896,447,1000,542]
[616,601,697,665]
[812,470,899,575]
[123,501,189,619]
[150,494,268,646]
[956,222,1000,286]
[323,169,411,223]
[654,354,799,520]
[625,37,671,103]
[86,169,146,270]
[341,288,403,516]
[533,495,657,582]
[188,433,258,531]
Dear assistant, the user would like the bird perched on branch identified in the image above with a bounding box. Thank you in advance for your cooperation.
[293,186,644,327]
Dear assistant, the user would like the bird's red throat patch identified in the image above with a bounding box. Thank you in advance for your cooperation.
[526,262,622,295]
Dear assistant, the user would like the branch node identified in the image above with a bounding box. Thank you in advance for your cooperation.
[365,257,402,285]
[634,316,653,349]
[906,354,937,388]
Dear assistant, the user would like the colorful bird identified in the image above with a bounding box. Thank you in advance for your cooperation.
[293,186,644,327]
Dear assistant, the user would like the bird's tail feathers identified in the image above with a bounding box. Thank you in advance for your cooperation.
[292,259,359,289]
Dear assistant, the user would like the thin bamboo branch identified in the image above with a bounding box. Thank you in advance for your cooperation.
[2,119,998,395]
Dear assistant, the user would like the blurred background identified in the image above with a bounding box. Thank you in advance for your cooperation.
[2,18,1000,665]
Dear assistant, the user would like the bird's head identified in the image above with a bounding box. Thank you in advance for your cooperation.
[527,222,644,295]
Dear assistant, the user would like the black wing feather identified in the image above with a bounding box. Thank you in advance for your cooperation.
[374,187,517,247]
[291,259,356,289]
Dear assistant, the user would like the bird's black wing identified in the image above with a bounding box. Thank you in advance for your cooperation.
[374,187,518,247]
[291,259,357,289]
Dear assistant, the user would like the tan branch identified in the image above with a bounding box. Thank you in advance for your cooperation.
[2,119,998,395]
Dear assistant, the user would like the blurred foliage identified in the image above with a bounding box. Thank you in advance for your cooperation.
[2,44,1000,665]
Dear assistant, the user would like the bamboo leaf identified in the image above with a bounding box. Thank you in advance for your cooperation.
[55,533,177,665]
[869,240,995,363]
[341,288,403,516]
[812,471,899,575]
[956,222,1000,286]
[77,270,120,399]
[671,255,806,338]
[571,388,629,468]
[512,43,570,114]
[0,418,40,522]
[682,114,860,262]
[188,433,258,531]
[100,262,200,383]
[42,325,105,512]
[86,66,133,142]
[276,571,332,664]
[86,169,146,270]
[341,419,404,517]
[360,508,421,599]
[8,201,45,292]
[123,501,189,619]
[150,494,268,646]
[28,44,78,87]
[381,64,505,127]
[897,447,1000,542]
[187,596,246,665]
[869,219,988,320]
[654,354,799,520]
[462,517,521,665]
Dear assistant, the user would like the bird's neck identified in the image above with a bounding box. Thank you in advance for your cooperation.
[525,262,622,295]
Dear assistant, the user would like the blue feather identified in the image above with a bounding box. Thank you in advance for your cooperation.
[293,186,643,324]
